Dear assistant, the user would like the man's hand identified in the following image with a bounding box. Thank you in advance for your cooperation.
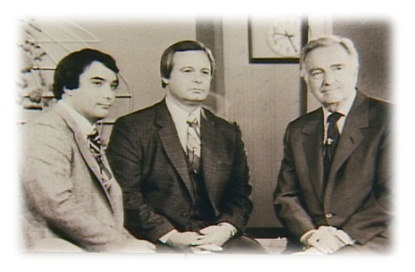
[304,226,346,254]
[166,231,201,248]
[191,225,232,248]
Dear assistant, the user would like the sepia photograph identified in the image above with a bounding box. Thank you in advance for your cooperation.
[4,0,414,271]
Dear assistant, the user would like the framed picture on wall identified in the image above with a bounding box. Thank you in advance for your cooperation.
[248,15,309,63]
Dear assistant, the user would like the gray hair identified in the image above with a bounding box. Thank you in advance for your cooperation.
[300,35,359,77]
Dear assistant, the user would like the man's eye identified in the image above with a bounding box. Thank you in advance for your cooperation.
[310,71,323,78]
[110,84,118,90]
[92,81,103,86]
[201,70,210,75]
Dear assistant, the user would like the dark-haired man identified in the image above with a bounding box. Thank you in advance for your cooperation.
[20,48,155,253]
[107,40,264,253]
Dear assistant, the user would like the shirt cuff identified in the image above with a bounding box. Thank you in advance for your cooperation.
[159,229,178,244]
[300,229,317,246]
[218,222,238,237]
[332,229,355,246]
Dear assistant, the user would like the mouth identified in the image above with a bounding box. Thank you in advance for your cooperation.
[189,88,205,93]
[97,103,111,109]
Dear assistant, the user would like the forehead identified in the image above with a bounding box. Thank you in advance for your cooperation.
[304,44,353,68]
[80,61,117,80]
[172,50,211,68]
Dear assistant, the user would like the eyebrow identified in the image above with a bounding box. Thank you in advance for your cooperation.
[90,76,106,81]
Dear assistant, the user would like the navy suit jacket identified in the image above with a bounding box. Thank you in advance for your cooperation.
[107,100,253,242]
[274,91,392,245]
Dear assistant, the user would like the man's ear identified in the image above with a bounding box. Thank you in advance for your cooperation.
[63,87,73,96]
[61,87,74,99]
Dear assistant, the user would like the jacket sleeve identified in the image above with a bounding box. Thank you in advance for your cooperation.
[273,123,316,240]
[21,123,128,252]
[107,117,176,242]
[340,121,392,245]
[214,123,253,232]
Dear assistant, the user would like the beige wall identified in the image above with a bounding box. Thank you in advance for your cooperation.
[221,20,302,227]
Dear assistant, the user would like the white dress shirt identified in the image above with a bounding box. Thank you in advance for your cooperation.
[165,96,201,153]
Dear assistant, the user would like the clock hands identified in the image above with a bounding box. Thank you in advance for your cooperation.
[285,31,299,53]
[271,29,299,53]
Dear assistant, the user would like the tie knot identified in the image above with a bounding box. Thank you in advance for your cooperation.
[327,112,342,124]
[88,129,101,146]
[187,114,198,127]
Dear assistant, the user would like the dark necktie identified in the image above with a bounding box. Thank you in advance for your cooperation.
[186,113,202,174]
[88,129,112,191]
[324,112,343,182]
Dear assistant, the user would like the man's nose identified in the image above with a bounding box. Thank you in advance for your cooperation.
[193,73,204,83]
[103,86,116,100]
[323,71,335,85]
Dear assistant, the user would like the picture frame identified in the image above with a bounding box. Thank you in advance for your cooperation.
[248,15,309,63]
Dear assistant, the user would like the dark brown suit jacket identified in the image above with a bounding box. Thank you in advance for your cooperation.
[107,100,253,242]
[274,91,392,246]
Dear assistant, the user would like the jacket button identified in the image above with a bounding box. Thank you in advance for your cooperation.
[325,213,333,219]
[181,212,188,217]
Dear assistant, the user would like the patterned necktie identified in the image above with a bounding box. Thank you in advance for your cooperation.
[88,129,112,190]
[324,112,343,182]
[186,113,201,174]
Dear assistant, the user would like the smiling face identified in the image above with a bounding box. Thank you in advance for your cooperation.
[303,44,358,111]
[64,61,119,123]
[163,50,212,108]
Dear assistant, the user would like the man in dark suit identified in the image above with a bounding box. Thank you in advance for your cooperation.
[20,48,155,253]
[107,40,264,253]
[274,35,392,255]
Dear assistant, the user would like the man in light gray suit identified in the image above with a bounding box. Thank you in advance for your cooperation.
[20,48,155,253]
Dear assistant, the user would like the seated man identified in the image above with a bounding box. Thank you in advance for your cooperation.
[107,40,265,253]
[274,35,392,255]
[20,48,155,253]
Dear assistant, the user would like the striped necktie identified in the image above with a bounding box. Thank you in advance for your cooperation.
[88,129,112,190]
[186,113,201,174]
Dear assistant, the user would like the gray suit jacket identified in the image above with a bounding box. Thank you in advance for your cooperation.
[20,103,136,251]
[274,91,392,246]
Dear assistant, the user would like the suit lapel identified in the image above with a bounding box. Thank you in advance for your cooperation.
[301,109,325,201]
[54,104,116,212]
[155,101,196,203]
[325,91,369,197]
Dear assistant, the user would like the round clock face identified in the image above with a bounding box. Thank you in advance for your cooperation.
[266,16,302,58]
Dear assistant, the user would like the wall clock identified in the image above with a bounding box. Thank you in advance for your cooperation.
[249,15,308,63]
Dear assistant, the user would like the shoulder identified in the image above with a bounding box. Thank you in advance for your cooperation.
[355,93,392,128]
[202,107,240,130]
[366,95,392,116]
[117,101,160,123]
[202,108,240,133]
[21,107,75,154]
[287,108,322,130]
[23,107,72,138]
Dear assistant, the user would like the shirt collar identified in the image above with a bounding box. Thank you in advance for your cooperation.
[58,100,96,137]
[323,89,356,121]
[165,96,201,124]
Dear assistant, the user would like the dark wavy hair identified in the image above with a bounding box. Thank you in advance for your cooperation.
[160,40,215,88]
[52,48,119,99]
